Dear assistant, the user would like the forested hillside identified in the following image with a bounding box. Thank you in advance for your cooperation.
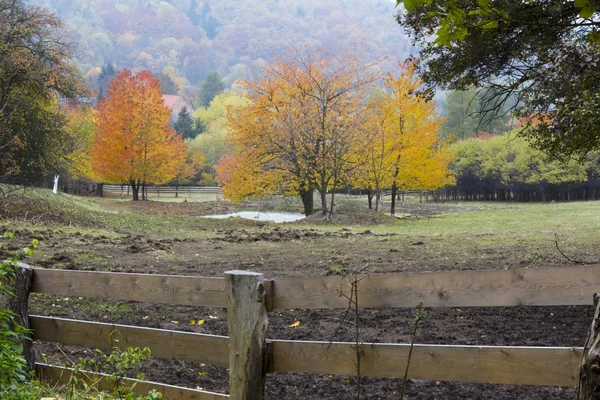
[29,0,412,94]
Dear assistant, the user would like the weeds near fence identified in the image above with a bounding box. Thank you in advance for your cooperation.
[0,231,36,392]
[399,302,424,400]
[331,265,369,399]
[48,340,162,400]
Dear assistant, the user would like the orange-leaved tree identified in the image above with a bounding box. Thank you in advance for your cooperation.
[90,69,186,200]
[222,48,378,218]
[353,63,454,213]
[171,146,206,197]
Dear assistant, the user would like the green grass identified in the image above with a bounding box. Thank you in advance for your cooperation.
[5,187,600,254]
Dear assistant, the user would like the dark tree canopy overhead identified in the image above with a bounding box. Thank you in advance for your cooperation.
[0,0,86,184]
[396,0,600,159]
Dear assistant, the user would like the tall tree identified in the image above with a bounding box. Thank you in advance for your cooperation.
[97,62,116,99]
[64,105,97,182]
[199,71,225,107]
[90,70,186,200]
[200,2,219,39]
[0,0,86,186]
[220,48,378,218]
[395,0,600,159]
[354,63,454,213]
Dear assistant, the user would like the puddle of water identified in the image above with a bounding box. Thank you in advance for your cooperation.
[201,211,305,223]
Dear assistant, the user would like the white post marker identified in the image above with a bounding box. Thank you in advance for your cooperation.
[53,175,59,194]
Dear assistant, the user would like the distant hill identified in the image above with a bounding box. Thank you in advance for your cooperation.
[29,0,413,94]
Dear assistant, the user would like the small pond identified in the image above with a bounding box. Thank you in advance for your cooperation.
[201,211,305,223]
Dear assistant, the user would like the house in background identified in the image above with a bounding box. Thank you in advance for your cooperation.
[162,95,191,122]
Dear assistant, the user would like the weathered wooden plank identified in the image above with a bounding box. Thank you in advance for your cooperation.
[30,316,229,367]
[271,340,583,387]
[35,362,229,399]
[272,266,600,309]
[225,270,268,400]
[32,269,227,307]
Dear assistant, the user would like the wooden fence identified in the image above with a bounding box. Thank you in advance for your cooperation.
[9,265,600,399]
[103,184,222,198]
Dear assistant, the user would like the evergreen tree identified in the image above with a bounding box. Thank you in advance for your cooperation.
[158,73,178,95]
[200,2,219,39]
[174,106,196,139]
[199,71,224,107]
[194,117,206,137]
[97,62,116,100]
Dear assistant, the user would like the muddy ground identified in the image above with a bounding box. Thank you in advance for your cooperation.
[1,197,597,399]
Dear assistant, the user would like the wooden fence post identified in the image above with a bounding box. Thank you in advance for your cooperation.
[577,293,600,399]
[0,262,34,373]
[225,270,268,400]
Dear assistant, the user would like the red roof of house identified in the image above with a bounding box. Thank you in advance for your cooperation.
[162,94,180,109]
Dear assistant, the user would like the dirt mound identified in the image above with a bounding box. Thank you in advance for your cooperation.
[109,200,235,216]
[303,203,398,225]
[0,197,101,227]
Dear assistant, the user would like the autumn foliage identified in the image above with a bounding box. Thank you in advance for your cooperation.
[90,70,186,200]
[218,53,453,217]
[219,48,378,217]
[354,63,454,213]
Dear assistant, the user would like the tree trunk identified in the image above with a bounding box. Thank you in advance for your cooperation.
[320,190,329,219]
[329,192,335,217]
[367,190,373,210]
[375,189,381,212]
[175,182,179,198]
[578,293,600,399]
[130,179,140,201]
[96,183,103,197]
[300,189,314,216]
[390,184,398,215]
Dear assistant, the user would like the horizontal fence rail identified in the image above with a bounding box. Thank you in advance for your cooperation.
[23,265,600,397]
[271,340,582,387]
[35,363,229,399]
[31,316,229,367]
[30,315,582,387]
[32,266,600,310]
[32,269,227,308]
[271,265,600,309]
[103,185,222,194]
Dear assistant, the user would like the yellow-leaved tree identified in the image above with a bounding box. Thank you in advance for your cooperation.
[217,48,378,218]
[64,104,97,183]
[353,63,454,213]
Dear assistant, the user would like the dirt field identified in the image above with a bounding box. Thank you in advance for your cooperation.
[2,192,599,399]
